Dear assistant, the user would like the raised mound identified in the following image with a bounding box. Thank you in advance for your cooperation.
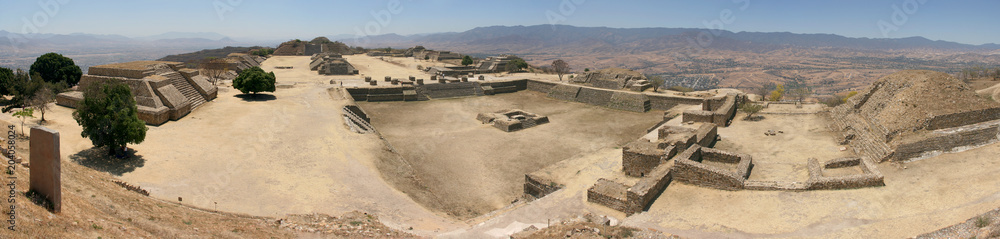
[832,70,1000,161]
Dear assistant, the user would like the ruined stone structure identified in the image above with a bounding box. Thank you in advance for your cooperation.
[310,53,358,75]
[831,70,1000,162]
[672,145,753,190]
[56,61,218,125]
[570,69,652,92]
[474,55,522,73]
[477,109,550,132]
[224,53,265,73]
[682,93,741,126]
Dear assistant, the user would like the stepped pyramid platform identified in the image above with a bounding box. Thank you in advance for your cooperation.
[56,61,219,125]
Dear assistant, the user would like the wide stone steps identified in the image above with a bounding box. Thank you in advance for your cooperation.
[163,72,207,109]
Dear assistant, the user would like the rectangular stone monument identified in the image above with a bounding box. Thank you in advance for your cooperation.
[29,126,60,213]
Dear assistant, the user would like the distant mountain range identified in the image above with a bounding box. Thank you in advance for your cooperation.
[333,25,1000,54]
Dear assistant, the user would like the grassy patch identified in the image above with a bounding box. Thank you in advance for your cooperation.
[975,216,991,228]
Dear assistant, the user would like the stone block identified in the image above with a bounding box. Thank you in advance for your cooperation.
[29,126,61,213]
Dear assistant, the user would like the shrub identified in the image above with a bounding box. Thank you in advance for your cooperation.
[739,102,764,120]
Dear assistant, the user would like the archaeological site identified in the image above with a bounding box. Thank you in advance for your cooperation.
[4,3,1000,238]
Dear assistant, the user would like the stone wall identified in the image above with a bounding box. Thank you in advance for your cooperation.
[586,179,630,213]
[622,139,665,177]
[607,92,651,112]
[526,79,557,92]
[893,121,1000,161]
[694,123,718,147]
[682,94,738,126]
[806,157,885,190]
[925,108,1000,130]
[647,94,704,111]
[625,163,672,215]
[87,66,150,79]
[576,87,614,106]
[420,82,480,99]
[524,173,562,199]
[672,146,752,190]
[547,84,581,101]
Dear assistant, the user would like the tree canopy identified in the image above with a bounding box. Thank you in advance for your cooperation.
[73,80,148,157]
[461,56,474,66]
[232,67,276,95]
[30,52,83,86]
[505,59,529,72]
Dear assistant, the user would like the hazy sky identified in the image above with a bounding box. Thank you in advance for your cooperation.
[1,0,998,44]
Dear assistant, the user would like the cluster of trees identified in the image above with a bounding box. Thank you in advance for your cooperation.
[505,58,528,72]
[754,82,812,102]
[250,48,274,57]
[0,53,80,119]
[958,66,1000,81]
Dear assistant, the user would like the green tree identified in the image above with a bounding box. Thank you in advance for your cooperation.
[461,55,474,66]
[12,108,34,137]
[73,80,148,157]
[424,55,430,61]
[232,67,276,96]
[584,68,590,72]
[29,53,83,86]
[505,59,528,72]
[739,102,764,120]
[0,67,16,96]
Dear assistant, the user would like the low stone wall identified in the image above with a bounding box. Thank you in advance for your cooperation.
[622,139,665,177]
[420,82,479,99]
[672,146,752,190]
[893,121,1000,161]
[625,163,672,215]
[137,105,170,126]
[608,92,651,112]
[647,94,704,111]
[55,91,83,108]
[576,87,613,106]
[526,79,557,92]
[806,157,885,190]
[586,179,630,213]
[547,84,581,101]
[694,123,718,147]
[524,173,562,199]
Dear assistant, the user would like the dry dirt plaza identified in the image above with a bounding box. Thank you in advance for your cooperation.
[13,55,1000,238]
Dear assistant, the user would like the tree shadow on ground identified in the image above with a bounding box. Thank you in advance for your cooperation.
[235,94,277,102]
[743,115,766,122]
[69,147,145,176]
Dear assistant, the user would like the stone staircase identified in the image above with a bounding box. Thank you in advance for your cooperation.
[163,72,207,109]
[832,108,893,162]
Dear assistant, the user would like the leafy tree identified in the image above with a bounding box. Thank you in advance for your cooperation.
[29,52,82,86]
[739,102,764,120]
[584,68,590,72]
[552,59,570,81]
[648,75,666,92]
[461,55,474,66]
[424,55,430,61]
[232,67,276,96]
[505,59,529,72]
[1,71,65,113]
[768,84,785,101]
[12,108,33,137]
[73,80,148,157]
[0,67,15,96]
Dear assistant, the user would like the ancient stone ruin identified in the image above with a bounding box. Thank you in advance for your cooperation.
[310,53,358,75]
[831,70,1000,162]
[570,68,652,92]
[29,126,61,212]
[477,109,550,132]
[56,61,219,125]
